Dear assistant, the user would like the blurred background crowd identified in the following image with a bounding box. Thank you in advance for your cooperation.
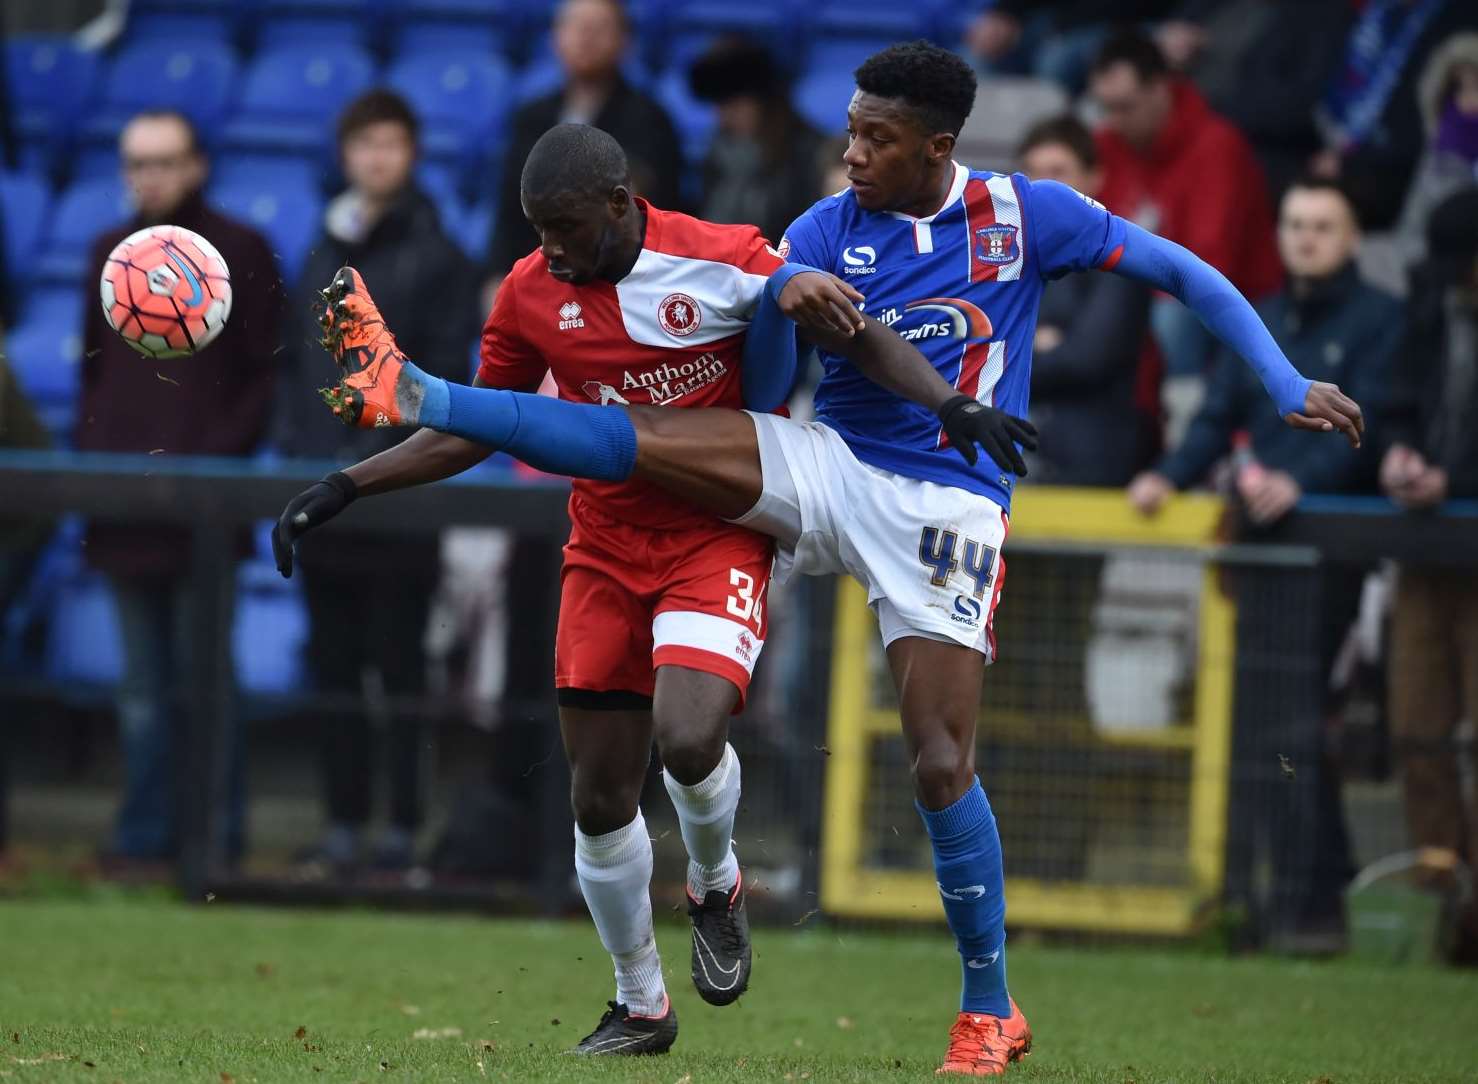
[1,0,1476,962]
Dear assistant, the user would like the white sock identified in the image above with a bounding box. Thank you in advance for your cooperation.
[663,742,742,898]
[573,812,666,1017]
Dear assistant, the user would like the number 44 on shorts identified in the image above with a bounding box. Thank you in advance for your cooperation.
[918,527,996,598]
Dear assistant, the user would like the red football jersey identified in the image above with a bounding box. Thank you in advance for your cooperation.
[478,199,785,528]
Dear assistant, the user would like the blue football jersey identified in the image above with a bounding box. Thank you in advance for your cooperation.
[780,164,1128,511]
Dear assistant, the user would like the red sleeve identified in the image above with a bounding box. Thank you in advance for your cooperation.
[733,226,787,277]
[476,270,548,389]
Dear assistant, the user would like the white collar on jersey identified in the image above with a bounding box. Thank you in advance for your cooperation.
[885,161,968,224]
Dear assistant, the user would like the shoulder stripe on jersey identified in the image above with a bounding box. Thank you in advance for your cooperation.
[963,178,996,284]
[985,175,1024,282]
[614,249,766,348]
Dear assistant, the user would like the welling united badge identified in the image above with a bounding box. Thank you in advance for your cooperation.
[974,224,1019,267]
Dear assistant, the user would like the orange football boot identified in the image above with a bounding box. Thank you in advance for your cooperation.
[317,266,410,429]
[937,999,1032,1076]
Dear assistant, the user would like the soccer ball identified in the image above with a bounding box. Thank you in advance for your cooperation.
[100,225,232,358]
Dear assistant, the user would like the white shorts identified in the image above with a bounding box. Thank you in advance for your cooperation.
[734,413,1009,659]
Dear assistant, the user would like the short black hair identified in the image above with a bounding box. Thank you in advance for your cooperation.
[689,37,784,104]
[1018,115,1097,169]
[126,109,203,156]
[337,89,420,149]
[521,123,631,204]
[854,41,977,137]
[1091,29,1170,83]
[1284,174,1362,226]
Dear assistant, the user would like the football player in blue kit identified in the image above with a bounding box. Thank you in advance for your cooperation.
[278,44,1363,1076]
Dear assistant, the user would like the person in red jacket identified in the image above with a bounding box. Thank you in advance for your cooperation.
[1089,29,1282,445]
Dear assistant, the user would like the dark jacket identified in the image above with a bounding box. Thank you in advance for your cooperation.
[1159,263,1402,493]
[1381,262,1478,499]
[1028,270,1152,486]
[486,78,683,277]
[76,190,284,579]
[1176,0,1353,199]
[275,186,479,571]
[699,116,825,246]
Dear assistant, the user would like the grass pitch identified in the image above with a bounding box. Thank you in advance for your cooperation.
[0,897,1474,1083]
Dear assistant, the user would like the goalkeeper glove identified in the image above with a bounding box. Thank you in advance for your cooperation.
[271,471,358,578]
[937,395,1039,476]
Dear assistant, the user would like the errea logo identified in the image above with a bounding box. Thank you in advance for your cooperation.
[842,245,877,274]
[558,300,585,330]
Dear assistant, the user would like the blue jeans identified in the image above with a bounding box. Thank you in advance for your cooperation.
[109,576,244,861]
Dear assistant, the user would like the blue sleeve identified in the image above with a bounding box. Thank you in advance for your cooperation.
[741,264,821,411]
[1111,221,1312,419]
[1027,178,1127,279]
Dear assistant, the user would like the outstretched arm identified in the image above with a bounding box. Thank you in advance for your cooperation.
[743,264,1037,473]
[1109,221,1364,446]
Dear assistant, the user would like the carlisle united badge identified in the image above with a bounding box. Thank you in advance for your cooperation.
[974,224,1019,266]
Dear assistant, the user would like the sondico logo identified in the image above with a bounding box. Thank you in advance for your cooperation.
[841,245,877,275]
[558,300,585,330]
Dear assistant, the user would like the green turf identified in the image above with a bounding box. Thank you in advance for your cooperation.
[1,898,1474,1083]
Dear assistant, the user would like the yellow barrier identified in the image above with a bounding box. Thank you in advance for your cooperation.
[820,489,1236,935]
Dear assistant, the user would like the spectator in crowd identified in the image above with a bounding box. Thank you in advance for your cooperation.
[1154,1,1353,200]
[1379,186,1478,964]
[274,90,478,874]
[1017,116,1153,486]
[1392,34,1478,270]
[0,355,52,869]
[1312,1,1478,231]
[1089,30,1282,444]
[77,110,282,866]
[965,1,1174,94]
[687,39,825,246]
[1128,177,1401,953]
[485,0,681,282]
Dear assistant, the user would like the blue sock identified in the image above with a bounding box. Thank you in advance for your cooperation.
[917,778,1010,1016]
[403,365,637,482]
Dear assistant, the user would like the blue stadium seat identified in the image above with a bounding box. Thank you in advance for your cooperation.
[37,178,131,287]
[234,557,308,697]
[653,68,716,167]
[387,50,512,165]
[209,179,324,285]
[68,145,123,183]
[391,0,515,54]
[255,16,373,50]
[805,37,897,84]
[212,153,325,198]
[84,40,239,148]
[5,288,86,440]
[4,35,102,154]
[43,563,124,689]
[0,172,52,289]
[792,68,855,135]
[416,160,461,207]
[808,0,943,42]
[222,43,376,156]
[458,201,493,264]
[667,1,800,70]
[121,12,237,47]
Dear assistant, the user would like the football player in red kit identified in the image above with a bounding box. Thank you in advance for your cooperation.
[274,124,904,1055]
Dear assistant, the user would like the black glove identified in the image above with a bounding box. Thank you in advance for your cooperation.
[937,395,1039,476]
[271,471,358,578]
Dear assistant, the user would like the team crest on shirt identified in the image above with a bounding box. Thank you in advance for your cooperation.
[658,292,702,337]
[775,236,791,259]
[974,224,1019,266]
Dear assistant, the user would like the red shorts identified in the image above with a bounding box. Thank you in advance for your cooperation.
[555,500,773,707]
